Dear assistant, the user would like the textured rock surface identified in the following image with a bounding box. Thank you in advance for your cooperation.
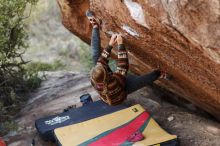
[57,0,220,120]
[4,72,220,146]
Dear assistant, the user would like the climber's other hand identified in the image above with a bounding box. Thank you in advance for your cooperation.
[116,34,123,45]
[109,34,117,46]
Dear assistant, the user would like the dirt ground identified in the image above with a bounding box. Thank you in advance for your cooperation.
[3,72,220,146]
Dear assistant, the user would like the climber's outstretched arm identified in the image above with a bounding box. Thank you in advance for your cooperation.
[97,34,117,66]
[91,27,101,65]
[115,35,129,76]
[86,10,102,66]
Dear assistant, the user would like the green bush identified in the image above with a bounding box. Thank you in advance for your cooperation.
[0,0,41,135]
[25,60,66,72]
[0,121,18,136]
[78,45,93,72]
[24,60,66,90]
[0,0,38,106]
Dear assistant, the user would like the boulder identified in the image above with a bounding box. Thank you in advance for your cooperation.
[57,0,220,120]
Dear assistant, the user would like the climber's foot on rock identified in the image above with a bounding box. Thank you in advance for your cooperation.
[86,10,101,28]
[160,70,173,80]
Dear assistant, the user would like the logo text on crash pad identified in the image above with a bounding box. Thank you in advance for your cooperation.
[45,116,70,126]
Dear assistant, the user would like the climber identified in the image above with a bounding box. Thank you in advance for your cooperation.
[86,10,171,105]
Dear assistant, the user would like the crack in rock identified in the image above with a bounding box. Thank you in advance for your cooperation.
[122,24,140,37]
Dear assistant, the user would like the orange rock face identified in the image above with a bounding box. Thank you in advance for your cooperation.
[57,0,220,120]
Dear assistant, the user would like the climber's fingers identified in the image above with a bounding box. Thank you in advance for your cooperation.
[159,70,173,80]
[111,34,117,41]
[88,17,96,24]
[116,34,123,45]
[109,34,117,46]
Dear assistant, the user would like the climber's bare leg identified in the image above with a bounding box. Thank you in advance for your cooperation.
[86,10,101,66]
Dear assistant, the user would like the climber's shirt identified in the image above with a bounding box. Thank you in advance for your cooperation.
[91,44,129,105]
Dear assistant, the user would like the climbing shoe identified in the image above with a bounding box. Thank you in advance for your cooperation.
[86,10,102,28]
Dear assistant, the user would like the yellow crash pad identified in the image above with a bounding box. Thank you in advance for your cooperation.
[55,104,177,146]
